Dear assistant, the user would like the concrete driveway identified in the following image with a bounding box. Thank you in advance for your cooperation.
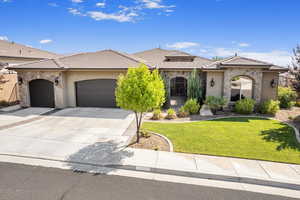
[0,108,135,162]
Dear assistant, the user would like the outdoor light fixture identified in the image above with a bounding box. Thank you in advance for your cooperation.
[210,78,215,87]
[18,77,23,85]
[270,79,276,88]
[54,77,59,86]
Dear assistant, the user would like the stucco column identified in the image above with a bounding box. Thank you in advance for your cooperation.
[54,72,67,108]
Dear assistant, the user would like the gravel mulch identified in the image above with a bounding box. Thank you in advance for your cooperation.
[129,133,170,152]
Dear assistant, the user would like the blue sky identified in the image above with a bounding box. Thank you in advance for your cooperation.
[0,0,299,66]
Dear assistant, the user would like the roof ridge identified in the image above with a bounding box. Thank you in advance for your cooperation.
[107,49,153,67]
[0,40,59,57]
[228,55,273,65]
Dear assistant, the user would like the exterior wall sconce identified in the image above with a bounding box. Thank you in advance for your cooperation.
[270,79,276,88]
[18,77,23,85]
[54,77,59,86]
[210,78,215,87]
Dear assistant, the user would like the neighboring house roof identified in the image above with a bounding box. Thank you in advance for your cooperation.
[0,40,59,59]
[8,49,153,70]
[204,55,288,71]
[133,48,213,69]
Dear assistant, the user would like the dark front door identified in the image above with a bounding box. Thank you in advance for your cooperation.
[76,79,117,108]
[170,77,187,97]
[29,79,55,107]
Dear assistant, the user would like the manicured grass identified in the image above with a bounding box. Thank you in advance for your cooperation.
[142,117,300,164]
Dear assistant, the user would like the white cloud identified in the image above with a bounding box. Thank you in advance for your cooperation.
[199,47,292,66]
[87,11,136,22]
[140,0,175,9]
[71,0,83,3]
[238,43,250,47]
[167,42,199,49]
[0,36,8,41]
[96,2,105,8]
[68,8,85,16]
[239,51,291,66]
[39,39,52,44]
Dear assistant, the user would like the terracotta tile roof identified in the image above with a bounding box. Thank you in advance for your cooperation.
[0,40,59,59]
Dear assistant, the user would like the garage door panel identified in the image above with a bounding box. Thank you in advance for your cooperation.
[76,79,117,108]
[29,79,55,108]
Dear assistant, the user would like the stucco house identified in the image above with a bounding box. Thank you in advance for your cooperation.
[0,40,58,103]
[8,48,288,108]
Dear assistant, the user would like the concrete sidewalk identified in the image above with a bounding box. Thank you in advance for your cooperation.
[0,147,299,191]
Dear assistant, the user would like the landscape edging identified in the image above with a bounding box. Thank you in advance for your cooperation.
[147,131,174,152]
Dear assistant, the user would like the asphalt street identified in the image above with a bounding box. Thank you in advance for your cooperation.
[0,162,297,200]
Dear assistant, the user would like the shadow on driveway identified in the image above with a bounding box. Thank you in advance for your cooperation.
[66,140,134,174]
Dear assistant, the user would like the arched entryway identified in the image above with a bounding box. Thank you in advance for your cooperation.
[170,77,187,97]
[230,76,254,102]
[29,79,55,107]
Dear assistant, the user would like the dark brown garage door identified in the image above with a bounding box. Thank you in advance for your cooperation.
[75,79,117,108]
[29,79,55,107]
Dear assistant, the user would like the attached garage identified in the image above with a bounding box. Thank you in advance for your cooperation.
[29,79,55,107]
[75,79,117,108]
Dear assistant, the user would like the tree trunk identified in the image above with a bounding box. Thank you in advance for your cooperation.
[134,112,143,143]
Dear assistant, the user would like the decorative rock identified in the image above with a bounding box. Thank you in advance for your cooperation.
[200,104,213,116]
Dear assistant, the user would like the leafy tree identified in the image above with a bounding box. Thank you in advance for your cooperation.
[187,68,202,102]
[290,45,300,93]
[115,64,165,143]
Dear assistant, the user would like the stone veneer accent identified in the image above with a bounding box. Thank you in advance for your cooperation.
[18,71,66,108]
[223,68,263,103]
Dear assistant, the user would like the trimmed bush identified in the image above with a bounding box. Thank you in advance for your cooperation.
[260,100,280,115]
[151,109,162,120]
[278,87,297,109]
[183,99,200,115]
[177,106,189,118]
[165,108,176,119]
[204,96,227,113]
[234,98,255,114]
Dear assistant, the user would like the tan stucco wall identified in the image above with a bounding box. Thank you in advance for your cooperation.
[261,72,279,102]
[206,71,224,97]
[65,70,126,107]
[0,73,18,102]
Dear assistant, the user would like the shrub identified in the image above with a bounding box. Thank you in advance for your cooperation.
[140,130,151,138]
[165,108,176,119]
[204,96,227,113]
[278,87,297,109]
[295,100,300,107]
[177,106,189,118]
[183,99,200,115]
[234,98,255,114]
[187,68,203,102]
[151,109,162,120]
[260,100,280,115]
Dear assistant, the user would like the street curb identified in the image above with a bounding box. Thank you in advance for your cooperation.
[148,131,174,152]
[0,153,299,191]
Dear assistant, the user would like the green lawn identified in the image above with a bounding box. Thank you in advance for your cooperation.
[142,117,300,164]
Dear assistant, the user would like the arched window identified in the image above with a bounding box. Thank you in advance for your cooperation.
[230,76,253,102]
[170,77,187,97]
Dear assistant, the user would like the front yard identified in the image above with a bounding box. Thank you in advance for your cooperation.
[143,117,300,164]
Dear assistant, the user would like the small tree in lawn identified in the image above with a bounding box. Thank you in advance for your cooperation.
[187,68,202,103]
[115,64,165,143]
